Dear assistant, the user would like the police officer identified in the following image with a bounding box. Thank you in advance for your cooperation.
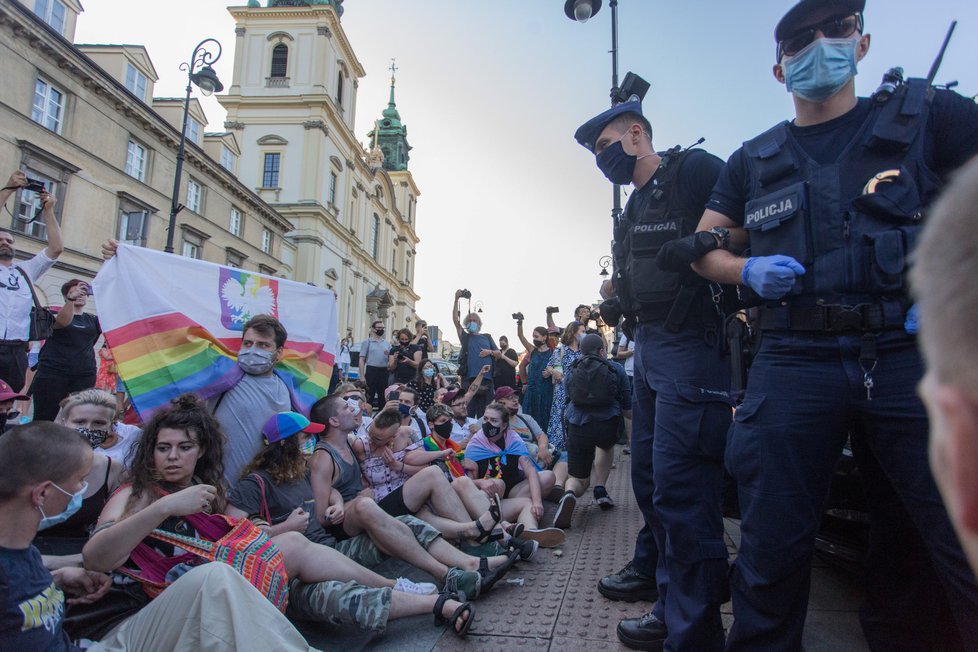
[692,1,978,649]
[575,101,733,651]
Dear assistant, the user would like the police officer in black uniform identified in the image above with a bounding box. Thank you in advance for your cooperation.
[574,101,734,651]
[692,1,978,649]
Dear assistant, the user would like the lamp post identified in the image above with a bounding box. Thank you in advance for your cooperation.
[598,255,612,277]
[164,38,224,254]
[474,300,485,314]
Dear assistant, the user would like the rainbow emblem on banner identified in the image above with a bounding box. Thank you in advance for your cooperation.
[219,269,279,330]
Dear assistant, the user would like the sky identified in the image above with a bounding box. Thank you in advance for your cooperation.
[74,0,976,348]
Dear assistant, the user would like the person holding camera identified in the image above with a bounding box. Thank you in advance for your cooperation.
[492,334,519,391]
[30,279,100,422]
[0,170,64,392]
[452,290,498,419]
[389,328,422,384]
[412,320,435,360]
[574,100,731,651]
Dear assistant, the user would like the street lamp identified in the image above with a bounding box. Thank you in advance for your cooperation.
[598,255,612,277]
[564,0,601,23]
[165,38,224,254]
[474,300,484,314]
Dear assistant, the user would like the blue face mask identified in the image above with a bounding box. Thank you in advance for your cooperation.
[423,367,436,379]
[595,139,637,185]
[466,322,479,334]
[38,480,88,531]
[398,403,412,417]
[781,37,859,103]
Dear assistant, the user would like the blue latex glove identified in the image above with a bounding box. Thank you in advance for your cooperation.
[741,256,806,299]
[904,303,919,334]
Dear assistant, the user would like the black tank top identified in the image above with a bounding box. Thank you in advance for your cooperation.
[317,440,362,503]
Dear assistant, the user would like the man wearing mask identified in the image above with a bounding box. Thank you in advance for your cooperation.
[492,336,519,391]
[574,97,731,650]
[0,170,64,391]
[692,1,978,649]
[211,314,301,483]
[452,291,498,418]
[359,319,391,410]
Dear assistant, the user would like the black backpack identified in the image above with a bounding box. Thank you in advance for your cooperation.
[565,354,619,408]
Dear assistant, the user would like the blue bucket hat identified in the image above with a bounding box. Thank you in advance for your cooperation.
[574,100,644,153]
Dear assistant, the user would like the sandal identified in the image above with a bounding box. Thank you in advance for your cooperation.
[474,493,504,544]
[433,592,475,639]
[478,549,520,594]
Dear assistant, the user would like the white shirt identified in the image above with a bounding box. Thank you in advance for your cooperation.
[0,250,55,341]
[618,334,635,377]
[450,416,480,445]
[101,423,141,467]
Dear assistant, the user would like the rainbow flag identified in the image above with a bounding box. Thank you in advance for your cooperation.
[92,245,337,420]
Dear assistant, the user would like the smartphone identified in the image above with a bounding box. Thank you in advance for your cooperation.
[389,391,400,401]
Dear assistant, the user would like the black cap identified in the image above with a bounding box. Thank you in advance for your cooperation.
[580,333,605,355]
[574,100,643,153]
[775,0,865,42]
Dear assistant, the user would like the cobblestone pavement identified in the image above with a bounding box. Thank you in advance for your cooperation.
[300,447,869,651]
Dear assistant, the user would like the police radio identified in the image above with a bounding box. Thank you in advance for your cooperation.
[873,20,956,104]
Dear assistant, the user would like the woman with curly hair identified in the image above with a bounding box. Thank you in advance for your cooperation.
[83,394,476,638]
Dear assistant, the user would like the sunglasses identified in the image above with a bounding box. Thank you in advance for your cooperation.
[779,13,862,59]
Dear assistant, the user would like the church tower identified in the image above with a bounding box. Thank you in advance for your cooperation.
[219,0,421,340]
[367,62,411,172]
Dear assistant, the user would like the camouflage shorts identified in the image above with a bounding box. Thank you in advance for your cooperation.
[333,515,441,568]
[287,579,392,633]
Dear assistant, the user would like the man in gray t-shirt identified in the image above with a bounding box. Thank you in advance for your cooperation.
[210,315,296,485]
[358,320,391,410]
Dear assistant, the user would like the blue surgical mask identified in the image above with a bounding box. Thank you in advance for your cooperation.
[238,346,275,375]
[423,367,436,379]
[466,322,479,334]
[781,37,859,103]
[596,139,637,185]
[38,480,88,531]
[301,437,316,455]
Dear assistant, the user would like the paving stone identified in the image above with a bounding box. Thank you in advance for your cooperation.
[466,570,569,639]
[551,635,631,651]
[433,633,552,651]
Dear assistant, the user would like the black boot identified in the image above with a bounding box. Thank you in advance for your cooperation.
[598,560,659,602]
[617,611,667,651]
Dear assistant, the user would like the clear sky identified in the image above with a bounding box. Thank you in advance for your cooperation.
[74,0,976,348]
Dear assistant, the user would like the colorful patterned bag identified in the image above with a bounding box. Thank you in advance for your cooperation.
[118,511,289,612]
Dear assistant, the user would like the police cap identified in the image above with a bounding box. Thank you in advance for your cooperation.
[775,0,865,42]
[574,100,643,153]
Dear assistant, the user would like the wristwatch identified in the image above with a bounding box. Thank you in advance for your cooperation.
[708,226,730,250]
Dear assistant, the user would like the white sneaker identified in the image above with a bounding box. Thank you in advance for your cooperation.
[394,577,438,595]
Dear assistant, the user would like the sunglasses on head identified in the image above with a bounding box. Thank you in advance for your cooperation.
[779,13,862,59]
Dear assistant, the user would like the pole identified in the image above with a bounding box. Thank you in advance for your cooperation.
[165,79,193,254]
[610,0,622,224]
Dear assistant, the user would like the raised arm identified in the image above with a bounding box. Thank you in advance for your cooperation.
[516,320,532,351]
[452,290,464,337]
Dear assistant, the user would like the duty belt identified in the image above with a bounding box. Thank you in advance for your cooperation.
[757,303,902,332]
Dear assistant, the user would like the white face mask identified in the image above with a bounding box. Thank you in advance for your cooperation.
[238,346,275,375]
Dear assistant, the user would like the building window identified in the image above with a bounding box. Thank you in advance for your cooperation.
[31,79,65,133]
[336,71,344,107]
[261,228,272,254]
[262,153,280,188]
[182,241,200,259]
[34,0,66,34]
[226,249,245,268]
[186,178,202,213]
[328,172,337,205]
[186,119,201,145]
[407,197,414,224]
[220,147,236,172]
[125,140,148,181]
[117,200,150,247]
[270,44,288,78]
[371,214,380,260]
[229,207,242,237]
[125,63,147,101]
[12,171,58,240]
[391,248,396,273]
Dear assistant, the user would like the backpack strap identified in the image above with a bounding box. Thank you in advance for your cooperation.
[13,265,43,312]
[249,473,272,523]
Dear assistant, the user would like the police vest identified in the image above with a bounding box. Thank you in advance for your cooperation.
[613,149,708,318]
[741,79,940,308]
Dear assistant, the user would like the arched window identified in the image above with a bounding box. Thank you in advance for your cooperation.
[270,44,288,78]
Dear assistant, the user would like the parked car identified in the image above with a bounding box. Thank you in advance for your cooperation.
[429,356,459,386]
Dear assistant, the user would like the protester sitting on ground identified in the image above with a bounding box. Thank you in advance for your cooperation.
[82,394,479,637]
[309,398,519,594]
[30,279,101,422]
[388,386,429,442]
[389,328,422,385]
[552,334,632,529]
[0,421,321,651]
[0,380,28,437]
[444,387,483,448]
[544,321,585,498]
[516,321,554,428]
[33,409,124,568]
[0,171,63,392]
[494,386,554,471]
[407,358,445,412]
[56,389,138,466]
[912,155,978,579]
[463,402,565,547]
[227,412,485,634]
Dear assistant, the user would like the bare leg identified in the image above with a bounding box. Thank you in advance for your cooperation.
[565,475,589,496]
[389,591,467,623]
[499,496,534,528]
[552,460,569,488]
[453,476,491,516]
[425,537,511,571]
[592,446,614,488]
[401,467,471,523]
[508,471,556,499]
[271,531,394,588]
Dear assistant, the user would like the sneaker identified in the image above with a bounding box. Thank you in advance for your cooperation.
[553,492,577,529]
[393,577,438,595]
[443,567,481,601]
[508,536,539,561]
[546,484,565,504]
[594,487,615,511]
[598,561,659,602]
[522,527,567,548]
[461,541,508,558]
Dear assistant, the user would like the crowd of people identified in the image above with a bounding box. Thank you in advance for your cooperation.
[4,1,978,650]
